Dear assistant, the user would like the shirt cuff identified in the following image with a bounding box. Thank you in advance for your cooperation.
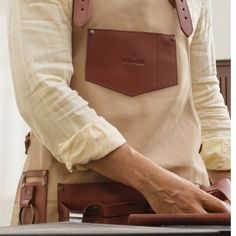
[200,137,231,170]
[57,117,126,172]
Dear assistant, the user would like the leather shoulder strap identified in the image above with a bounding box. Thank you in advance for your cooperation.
[172,0,193,37]
[73,0,90,27]
[73,0,193,37]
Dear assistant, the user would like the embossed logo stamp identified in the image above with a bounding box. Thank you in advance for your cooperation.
[121,53,145,66]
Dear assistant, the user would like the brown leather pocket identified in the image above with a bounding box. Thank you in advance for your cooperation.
[86,29,178,96]
[57,182,153,224]
[19,170,48,225]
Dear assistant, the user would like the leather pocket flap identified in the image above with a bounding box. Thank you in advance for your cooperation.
[86,29,178,96]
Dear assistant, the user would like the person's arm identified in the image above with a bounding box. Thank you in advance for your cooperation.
[190,0,231,183]
[8,0,126,171]
[85,143,229,213]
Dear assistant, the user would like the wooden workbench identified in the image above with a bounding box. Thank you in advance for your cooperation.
[0,222,230,236]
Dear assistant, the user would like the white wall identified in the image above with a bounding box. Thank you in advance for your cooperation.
[0,12,29,226]
[212,0,231,59]
[0,0,231,226]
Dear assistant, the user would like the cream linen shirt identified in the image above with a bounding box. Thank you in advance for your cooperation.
[8,0,230,171]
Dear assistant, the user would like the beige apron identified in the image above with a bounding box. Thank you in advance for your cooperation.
[11,0,209,225]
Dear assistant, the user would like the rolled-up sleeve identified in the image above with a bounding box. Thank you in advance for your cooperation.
[190,0,230,170]
[8,0,126,171]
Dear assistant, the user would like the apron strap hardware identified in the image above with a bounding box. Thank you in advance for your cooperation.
[73,0,193,37]
[19,185,36,225]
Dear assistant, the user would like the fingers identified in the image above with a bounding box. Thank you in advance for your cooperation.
[185,203,208,214]
[196,208,208,214]
[200,191,230,213]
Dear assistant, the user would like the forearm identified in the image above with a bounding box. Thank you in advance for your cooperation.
[83,142,182,196]
[83,143,163,192]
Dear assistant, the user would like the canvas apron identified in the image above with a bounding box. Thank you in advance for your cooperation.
[11,0,209,225]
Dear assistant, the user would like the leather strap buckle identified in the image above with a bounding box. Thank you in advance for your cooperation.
[22,170,48,187]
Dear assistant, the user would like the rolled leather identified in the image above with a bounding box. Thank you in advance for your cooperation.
[128,213,231,226]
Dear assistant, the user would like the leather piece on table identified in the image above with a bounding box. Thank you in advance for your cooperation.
[200,178,231,202]
[129,213,231,226]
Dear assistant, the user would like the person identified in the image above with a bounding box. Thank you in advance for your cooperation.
[8,0,230,225]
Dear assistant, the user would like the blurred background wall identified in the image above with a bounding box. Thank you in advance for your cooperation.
[0,0,231,226]
[212,0,230,59]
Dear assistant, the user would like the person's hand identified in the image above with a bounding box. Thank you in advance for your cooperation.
[141,167,230,214]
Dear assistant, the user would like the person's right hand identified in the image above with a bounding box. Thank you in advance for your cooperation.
[141,166,230,214]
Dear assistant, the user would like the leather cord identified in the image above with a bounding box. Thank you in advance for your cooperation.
[73,0,193,37]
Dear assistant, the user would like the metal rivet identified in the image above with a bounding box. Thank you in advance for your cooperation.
[170,35,176,41]
[89,29,96,36]
[58,185,64,192]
